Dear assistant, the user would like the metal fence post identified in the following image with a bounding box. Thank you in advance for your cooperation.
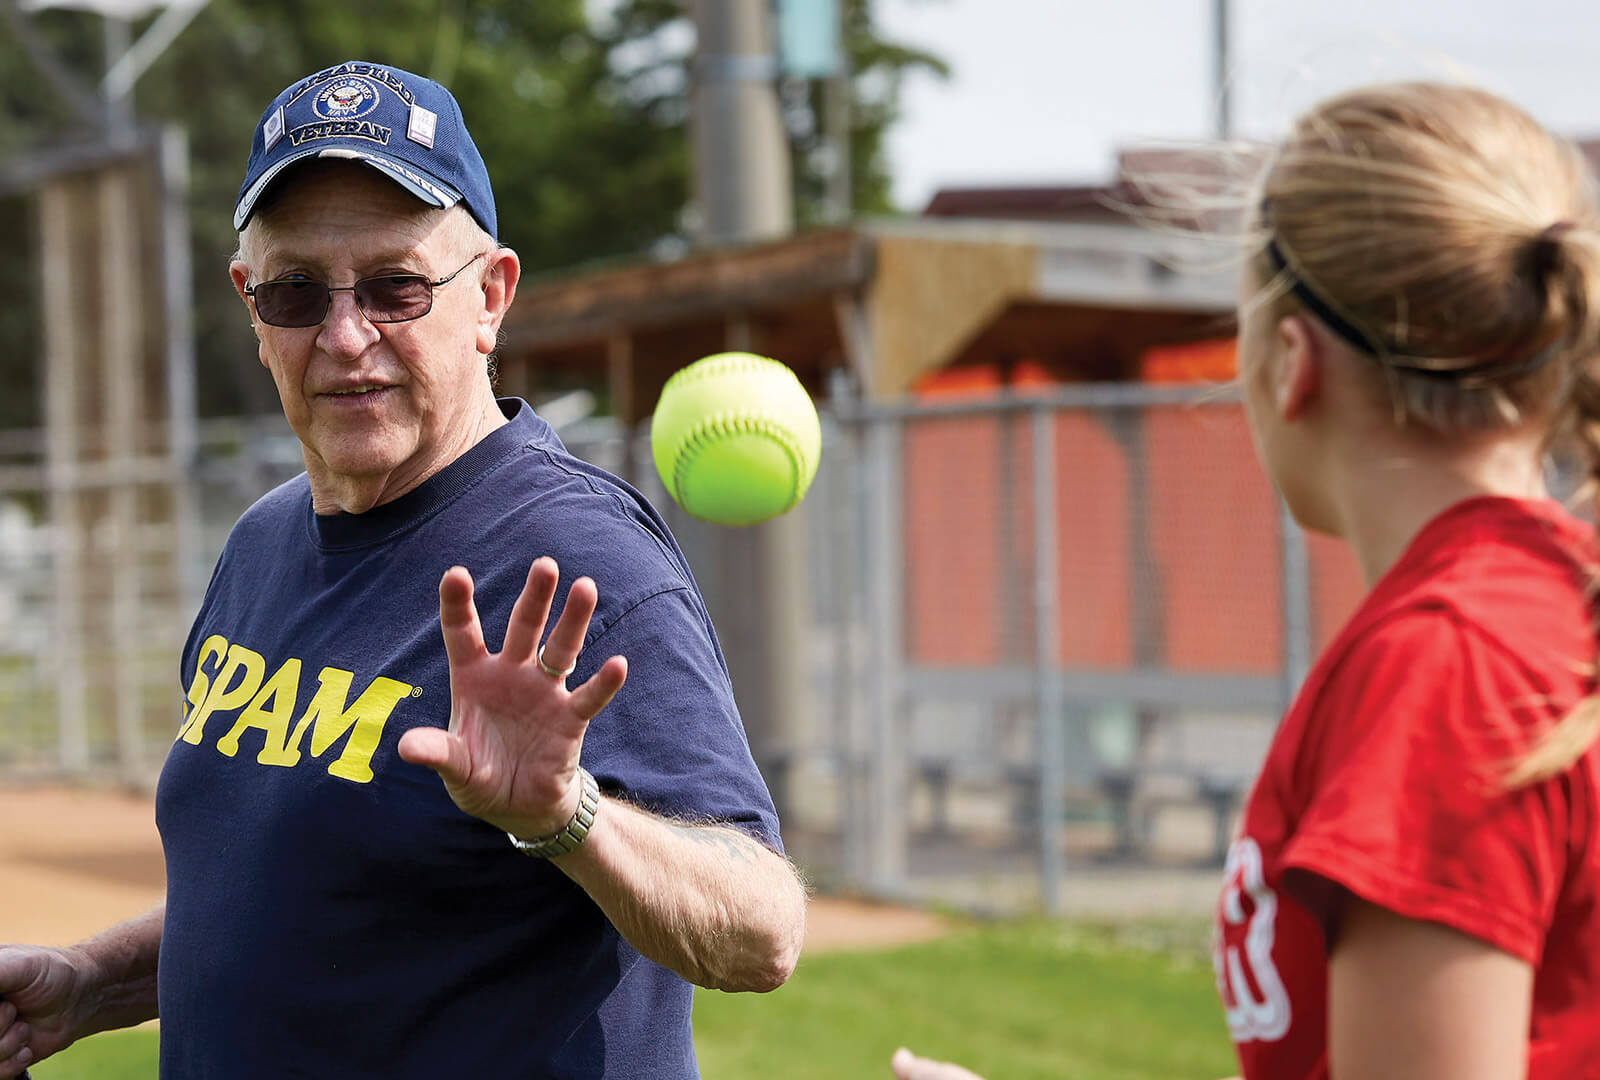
[832,412,867,886]
[101,165,143,779]
[1279,500,1313,707]
[161,125,202,625]
[864,414,906,893]
[39,181,88,777]
[1031,405,1066,914]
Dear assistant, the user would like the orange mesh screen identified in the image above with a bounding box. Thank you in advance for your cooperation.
[901,391,1301,676]
[912,364,1004,398]
[903,413,1007,665]
[1140,339,1238,384]
[1145,404,1283,673]
[1050,413,1133,666]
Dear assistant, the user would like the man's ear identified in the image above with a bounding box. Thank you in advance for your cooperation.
[230,260,267,357]
[229,260,252,305]
[1275,314,1322,421]
[476,248,521,356]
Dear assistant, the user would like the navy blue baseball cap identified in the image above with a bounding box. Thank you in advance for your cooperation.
[233,60,497,239]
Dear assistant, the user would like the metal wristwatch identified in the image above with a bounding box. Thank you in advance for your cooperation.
[507,767,600,858]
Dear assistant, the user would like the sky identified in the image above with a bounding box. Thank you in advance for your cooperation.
[875,0,1600,210]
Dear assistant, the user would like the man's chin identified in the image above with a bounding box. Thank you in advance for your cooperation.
[306,440,417,490]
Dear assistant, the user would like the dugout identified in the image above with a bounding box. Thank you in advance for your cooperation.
[493,211,1269,890]
[493,146,1600,901]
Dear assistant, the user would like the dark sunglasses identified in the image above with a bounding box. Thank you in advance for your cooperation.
[244,251,490,329]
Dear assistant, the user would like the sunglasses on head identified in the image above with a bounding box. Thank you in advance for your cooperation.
[244,251,490,329]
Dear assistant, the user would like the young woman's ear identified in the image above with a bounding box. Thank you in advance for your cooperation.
[1274,314,1323,421]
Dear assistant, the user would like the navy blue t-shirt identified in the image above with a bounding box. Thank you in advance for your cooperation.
[155,399,780,1079]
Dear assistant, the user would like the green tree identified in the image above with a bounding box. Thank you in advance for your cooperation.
[0,0,945,424]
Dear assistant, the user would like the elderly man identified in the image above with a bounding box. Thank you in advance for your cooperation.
[0,60,805,1079]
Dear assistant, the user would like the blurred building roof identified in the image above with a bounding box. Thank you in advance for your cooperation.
[922,184,1132,224]
[501,135,1600,420]
[922,139,1600,223]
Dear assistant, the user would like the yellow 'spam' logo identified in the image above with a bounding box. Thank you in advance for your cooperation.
[177,634,416,784]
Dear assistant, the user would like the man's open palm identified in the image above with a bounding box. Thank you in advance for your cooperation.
[398,557,627,839]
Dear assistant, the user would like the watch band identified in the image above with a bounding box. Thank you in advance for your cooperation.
[508,767,599,858]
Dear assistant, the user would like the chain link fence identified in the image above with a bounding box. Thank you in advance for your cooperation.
[0,384,1364,915]
[582,383,1364,915]
[0,416,303,784]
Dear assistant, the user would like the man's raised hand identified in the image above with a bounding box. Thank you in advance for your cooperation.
[398,557,627,839]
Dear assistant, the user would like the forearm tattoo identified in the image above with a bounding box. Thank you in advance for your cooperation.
[667,820,759,863]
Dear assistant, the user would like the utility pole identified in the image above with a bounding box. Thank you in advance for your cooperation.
[687,0,806,823]
[1214,0,1232,139]
[690,0,793,242]
[822,8,850,223]
[775,0,849,223]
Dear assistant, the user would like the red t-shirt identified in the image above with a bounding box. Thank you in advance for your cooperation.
[1216,496,1600,1079]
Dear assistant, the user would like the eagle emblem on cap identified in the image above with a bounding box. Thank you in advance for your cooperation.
[313,77,380,120]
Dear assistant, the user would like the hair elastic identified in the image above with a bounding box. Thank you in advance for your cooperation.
[1538,220,1577,244]
[1529,220,1576,281]
[1261,223,1560,384]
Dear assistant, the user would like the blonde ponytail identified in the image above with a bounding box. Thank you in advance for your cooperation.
[1510,227,1600,787]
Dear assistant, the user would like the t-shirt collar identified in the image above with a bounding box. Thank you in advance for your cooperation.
[308,397,555,550]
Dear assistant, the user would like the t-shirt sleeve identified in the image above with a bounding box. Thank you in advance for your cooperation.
[574,587,783,854]
[1280,610,1571,963]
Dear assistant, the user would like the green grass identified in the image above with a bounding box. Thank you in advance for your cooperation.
[27,1027,157,1079]
[33,921,1235,1080]
[697,920,1232,1080]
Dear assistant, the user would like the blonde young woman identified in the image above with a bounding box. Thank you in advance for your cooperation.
[894,82,1600,1080]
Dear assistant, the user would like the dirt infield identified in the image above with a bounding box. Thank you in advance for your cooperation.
[0,785,948,952]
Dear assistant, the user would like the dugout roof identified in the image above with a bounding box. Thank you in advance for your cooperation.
[497,216,1235,425]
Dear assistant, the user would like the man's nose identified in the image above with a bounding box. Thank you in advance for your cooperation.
[316,287,378,357]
